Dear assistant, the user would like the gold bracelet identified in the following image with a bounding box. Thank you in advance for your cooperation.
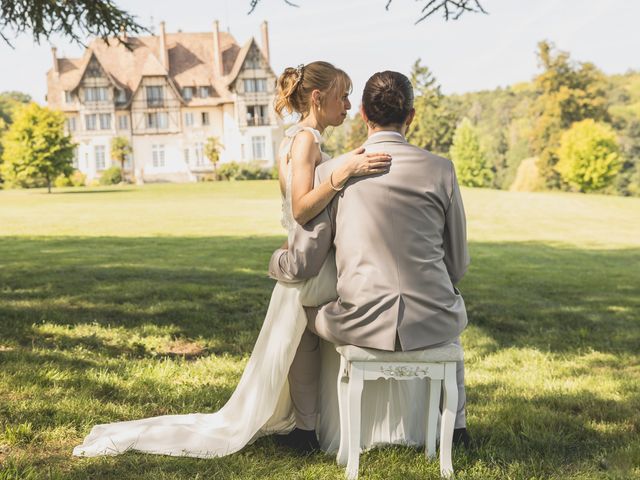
[330,171,345,192]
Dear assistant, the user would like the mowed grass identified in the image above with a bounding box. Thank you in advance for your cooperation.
[0,181,639,480]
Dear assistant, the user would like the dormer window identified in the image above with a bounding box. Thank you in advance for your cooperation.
[84,87,109,103]
[244,78,267,93]
[146,86,164,107]
[198,86,211,98]
[182,87,194,100]
[115,89,127,104]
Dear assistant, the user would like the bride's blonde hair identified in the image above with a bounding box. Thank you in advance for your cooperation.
[274,61,352,118]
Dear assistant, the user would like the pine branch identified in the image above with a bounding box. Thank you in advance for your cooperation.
[248,0,486,22]
[0,0,147,47]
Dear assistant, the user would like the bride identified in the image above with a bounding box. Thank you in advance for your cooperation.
[73,61,393,458]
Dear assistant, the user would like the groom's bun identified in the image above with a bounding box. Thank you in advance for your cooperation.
[362,71,414,127]
[275,62,352,118]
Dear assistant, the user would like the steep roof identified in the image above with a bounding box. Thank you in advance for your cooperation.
[47,29,259,109]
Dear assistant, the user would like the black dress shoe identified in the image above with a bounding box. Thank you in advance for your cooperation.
[275,428,320,454]
[452,427,472,449]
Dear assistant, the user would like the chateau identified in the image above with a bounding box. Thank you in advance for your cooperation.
[46,21,282,183]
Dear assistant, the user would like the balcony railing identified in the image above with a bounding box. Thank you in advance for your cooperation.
[247,116,269,126]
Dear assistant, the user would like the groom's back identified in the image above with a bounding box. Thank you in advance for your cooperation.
[316,134,468,351]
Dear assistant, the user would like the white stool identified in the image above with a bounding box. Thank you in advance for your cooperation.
[335,343,463,479]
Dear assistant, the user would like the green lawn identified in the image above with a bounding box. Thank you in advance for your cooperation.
[0,182,639,480]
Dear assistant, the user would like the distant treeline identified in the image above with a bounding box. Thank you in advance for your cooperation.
[325,41,639,196]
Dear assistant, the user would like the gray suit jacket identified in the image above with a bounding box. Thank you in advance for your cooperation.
[269,131,469,351]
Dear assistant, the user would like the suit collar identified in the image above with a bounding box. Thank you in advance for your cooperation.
[364,131,408,146]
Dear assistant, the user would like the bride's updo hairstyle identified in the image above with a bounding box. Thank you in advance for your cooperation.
[275,61,351,118]
[362,71,414,127]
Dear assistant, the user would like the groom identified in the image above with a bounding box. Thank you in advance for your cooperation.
[269,70,470,452]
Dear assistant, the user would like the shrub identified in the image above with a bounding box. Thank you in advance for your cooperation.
[556,119,621,192]
[217,161,274,181]
[99,166,122,185]
[54,170,86,188]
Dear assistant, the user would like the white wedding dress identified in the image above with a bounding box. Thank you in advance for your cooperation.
[73,125,428,459]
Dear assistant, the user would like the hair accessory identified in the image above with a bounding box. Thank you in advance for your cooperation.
[293,63,305,89]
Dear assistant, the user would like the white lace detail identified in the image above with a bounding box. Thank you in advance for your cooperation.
[280,125,329,232]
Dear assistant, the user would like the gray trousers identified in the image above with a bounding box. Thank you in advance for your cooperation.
[289,328,467,431]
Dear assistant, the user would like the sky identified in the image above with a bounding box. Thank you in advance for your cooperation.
[0,0,639,106]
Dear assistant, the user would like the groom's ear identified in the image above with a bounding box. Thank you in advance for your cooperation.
[405,108,416,128]
[359,104,368,123]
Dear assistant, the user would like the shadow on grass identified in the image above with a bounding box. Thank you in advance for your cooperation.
[50,189,133,195]
[0,236,638,357]
[0,236,638,479]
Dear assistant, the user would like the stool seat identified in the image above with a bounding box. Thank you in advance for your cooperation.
[336,343,463,363]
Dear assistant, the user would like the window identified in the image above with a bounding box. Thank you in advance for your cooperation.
[84,87,108,102]
[146,112,168,129]
[184,112,194,127]
[146,86,164,107]
[195,142,204,166]
[246,105,268,126]
[152,144,165,168]
[86,60,103,78]
[72,147,79,169]
[245,54,260,69]
[117,115,129,130]
[251,136,266,160]
[182,87,194,100]
[64,91,73,103]
[115,89,127,104]
[65,117,76,132]
[99,113,111,130]
[243,78,267,93]
[124,153,132,170]
[85,114,97,130]
[201,111,209,126]
[198,86,211,98]
[184,148,190,166]
[95,145,106,170]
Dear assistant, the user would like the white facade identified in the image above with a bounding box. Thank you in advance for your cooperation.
[48,22,283,183]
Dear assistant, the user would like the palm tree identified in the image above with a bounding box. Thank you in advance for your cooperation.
[110,136,132,183]
[204,136,224,180]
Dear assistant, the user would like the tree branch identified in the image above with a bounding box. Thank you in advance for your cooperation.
[250,0,486,22]
[0,0,147,47]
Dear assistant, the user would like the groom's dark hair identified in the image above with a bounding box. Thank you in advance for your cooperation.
[362,71,414,127]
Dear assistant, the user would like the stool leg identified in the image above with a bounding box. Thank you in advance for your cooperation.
[346,364,364,480]
[425,377,441,459]
[336,357,349,466]
[440,362,458,478]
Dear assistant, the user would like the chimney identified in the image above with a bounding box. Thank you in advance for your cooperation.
[212,20,222,78]
[260,21,270,64]
[51,47,58,74]
[159,21,168,70]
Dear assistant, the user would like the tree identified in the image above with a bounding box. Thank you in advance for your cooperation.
[407,59,457,156]
[0,103,75,193]
[204,136,224,179]
[529,41,609,189]
[556,119,621,192]
[0,0,146,46]
[450,118,493,187]
[110,136,132,182]
[0,91,31,181]
[248,0,487,23]
[344,115,368,151]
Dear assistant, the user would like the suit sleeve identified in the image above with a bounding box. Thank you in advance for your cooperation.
[268,165,334,282]
[443,165,470,285]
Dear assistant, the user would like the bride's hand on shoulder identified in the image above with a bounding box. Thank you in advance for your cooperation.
[346,147,392,177]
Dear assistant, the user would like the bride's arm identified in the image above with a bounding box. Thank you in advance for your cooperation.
[290,132,392,226]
